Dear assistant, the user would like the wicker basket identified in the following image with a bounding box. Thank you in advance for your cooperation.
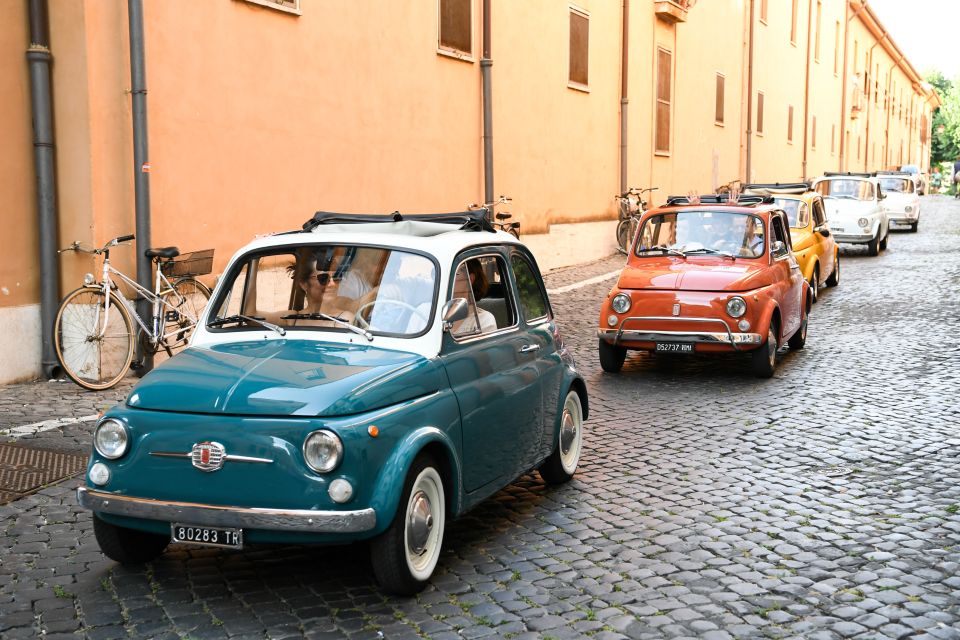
[166,248,214,277]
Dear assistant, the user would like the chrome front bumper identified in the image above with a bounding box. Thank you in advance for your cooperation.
[77,487,377,533]
[831,231,874,243]
[598,315,762,351]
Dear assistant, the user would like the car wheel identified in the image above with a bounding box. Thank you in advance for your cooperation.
[909,221,918,233]
[538,390,584,485]
[879,232,888,251]
[825,254,840,287]
[93,513,168,564]
[867,232,880,256]
[598,339,627,373]
[750,323,777,378]
[809,265,819,303]
[370,454,446,595]
[787,312,807,350]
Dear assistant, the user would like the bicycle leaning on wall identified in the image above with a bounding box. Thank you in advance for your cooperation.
[469,195,520,238]
[615,187,658,254]
[54,234,213,390]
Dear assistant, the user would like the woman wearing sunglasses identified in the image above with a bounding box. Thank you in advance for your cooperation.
[291,247,369,324]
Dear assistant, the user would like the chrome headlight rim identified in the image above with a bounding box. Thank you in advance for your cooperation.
[726,296,747,318]
[611,293,632,314]
[303,430,343,474]
[93,418,129,460]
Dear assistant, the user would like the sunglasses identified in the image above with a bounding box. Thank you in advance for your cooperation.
[313,271,343,286]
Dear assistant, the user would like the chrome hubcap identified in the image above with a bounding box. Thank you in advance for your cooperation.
[560,410,576,456]
[407,490,433,556]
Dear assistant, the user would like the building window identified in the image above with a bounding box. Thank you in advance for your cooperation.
[814,1,822,61]
[239,0,301,15]
[656,47,672,154]
[438,0,472,58]
[757,91,765,135]
[569,7,589,89]
[760,0,768,23]
[811,115,817,149]
[790,0,798,44]
[715,73,725,125]
[788,105,794,143]
[833,20,840,74]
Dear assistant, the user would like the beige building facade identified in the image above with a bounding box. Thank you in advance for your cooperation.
[0,0,938,383]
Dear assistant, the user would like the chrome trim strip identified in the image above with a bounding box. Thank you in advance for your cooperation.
[149,451,273,464]
[611,315,747,351]
[77,487,376,533]
[599,328,762,346]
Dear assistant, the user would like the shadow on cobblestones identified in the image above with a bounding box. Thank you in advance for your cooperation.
[1,198,959,639]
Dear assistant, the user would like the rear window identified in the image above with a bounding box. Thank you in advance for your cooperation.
[814,179,874,201]
[878,177,913,193]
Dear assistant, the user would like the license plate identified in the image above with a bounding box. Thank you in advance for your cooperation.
[831,227,844,232]
[171,523,243,549]
[655,342,694,353]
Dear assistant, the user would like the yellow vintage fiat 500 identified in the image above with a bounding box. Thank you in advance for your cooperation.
[743,184,839,302]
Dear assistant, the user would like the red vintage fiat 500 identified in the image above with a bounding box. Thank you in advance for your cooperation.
[597,195,811,378]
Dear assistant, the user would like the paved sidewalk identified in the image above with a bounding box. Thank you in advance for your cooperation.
[1,198,959,639]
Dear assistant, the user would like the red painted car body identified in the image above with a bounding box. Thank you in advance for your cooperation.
[597,198,811,377]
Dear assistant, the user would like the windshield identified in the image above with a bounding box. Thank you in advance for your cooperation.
[210,244,437,337]
[878,177,912,193]
[900,164,919,174]
[814,179,874,201]
[636,210,766,258]
[773,197,808,228]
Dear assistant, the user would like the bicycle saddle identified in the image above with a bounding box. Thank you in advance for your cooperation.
[145,246,180,259]
[495,212,511,220]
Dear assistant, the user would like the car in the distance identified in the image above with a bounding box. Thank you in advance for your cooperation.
[899,164,926,196]
[743,183,839,302]
[876,170,921,232]
[77,210,587,595]
[597,194,811,378]
[811,172,890,256]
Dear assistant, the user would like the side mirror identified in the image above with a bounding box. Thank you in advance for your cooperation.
[878,192,886,200]
[441,298,469,331]
[771,240,788,257]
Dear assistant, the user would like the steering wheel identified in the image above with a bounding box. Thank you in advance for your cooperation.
[353,299,429,331]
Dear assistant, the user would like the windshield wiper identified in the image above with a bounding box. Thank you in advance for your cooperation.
[638,245,687,258]
[207,314,286,336]
[281,312,373,341]
[684,247,737,260]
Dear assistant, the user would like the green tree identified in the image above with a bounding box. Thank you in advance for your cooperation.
[927,71,960,164]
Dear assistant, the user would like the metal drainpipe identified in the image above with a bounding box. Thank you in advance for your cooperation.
[26,0,60,379]
[128,0,153,371]
[863,29,888,171]
[619,0,629,193]
[884,55,903,168]
[481,0,493,212]
[801,0,813,180]
[745,0,755,182]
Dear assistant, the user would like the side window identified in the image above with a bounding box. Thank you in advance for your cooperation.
[449,255,515,338]
[796,202,810,228]
[771,216,790,256]
[511,254,549,322]
[812,199,826,226]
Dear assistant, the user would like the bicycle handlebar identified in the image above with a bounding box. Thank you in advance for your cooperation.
[115,234,136,243]
[59,234,136,255]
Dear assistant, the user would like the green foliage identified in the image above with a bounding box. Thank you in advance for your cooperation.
[927,71,960,163]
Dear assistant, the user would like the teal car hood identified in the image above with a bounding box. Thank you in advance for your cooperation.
[126,340,442,417]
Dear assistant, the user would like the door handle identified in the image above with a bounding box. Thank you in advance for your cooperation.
[519,344,540,353]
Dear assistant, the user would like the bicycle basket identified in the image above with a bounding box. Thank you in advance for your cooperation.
[165,248,214,277]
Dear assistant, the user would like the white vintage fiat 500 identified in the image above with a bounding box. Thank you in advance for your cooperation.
[876,171,921,232]
[811,172,890,256]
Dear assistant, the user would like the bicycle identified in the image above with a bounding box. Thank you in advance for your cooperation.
[615,187,658,254]
[54,234,214,390]
[716,178,743,199]
[470,195,520,239]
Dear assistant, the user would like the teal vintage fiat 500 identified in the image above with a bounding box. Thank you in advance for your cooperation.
[78,211,587,594]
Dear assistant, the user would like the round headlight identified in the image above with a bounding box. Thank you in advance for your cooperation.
[303,430,343,473]
[858,217,870,228]
[83,272,96,286]
[328,478,354,503]
[905,205,914,213]
[611,293,632,314]
[726,296,747,318]
[738,319,751,332]
[94,419,128,459]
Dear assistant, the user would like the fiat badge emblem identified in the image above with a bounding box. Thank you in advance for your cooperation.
[191,442,226,472]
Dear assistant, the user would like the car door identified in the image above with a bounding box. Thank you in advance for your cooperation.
[770,213,802,341]
[508,248,562,464]
[439,249,543,493]
[810,197,834,283]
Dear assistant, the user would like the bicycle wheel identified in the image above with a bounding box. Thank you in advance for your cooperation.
[616,219,632,253]
[54,288,135,390]
[159,278,211,355]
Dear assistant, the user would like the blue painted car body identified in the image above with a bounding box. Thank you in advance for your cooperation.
[81,227,587,563]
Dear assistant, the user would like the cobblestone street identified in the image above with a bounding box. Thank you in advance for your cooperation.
[1,196,959,640]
